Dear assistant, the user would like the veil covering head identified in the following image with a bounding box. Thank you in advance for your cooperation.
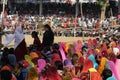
[115,59,120,80]
[107,60,119,80]
[88,54,98,69]
[81,59,93,73]
[89,68,102,80]
[98,57,108,74]
[37,59,46,73]
[27,67,38,80]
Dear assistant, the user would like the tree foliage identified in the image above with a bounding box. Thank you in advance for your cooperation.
[97,0,109,11]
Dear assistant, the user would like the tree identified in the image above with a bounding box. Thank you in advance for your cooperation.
[98,0,109,22]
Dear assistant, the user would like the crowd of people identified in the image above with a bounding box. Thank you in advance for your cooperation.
[1,14,120,37]
[0,20,120,80]
[0,1,120,80]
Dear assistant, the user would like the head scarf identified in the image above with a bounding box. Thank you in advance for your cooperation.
[73,40,83,57]
[25,55,34,67]
[107,60,119,80]
[52,53,61,65]
[81,59,93,73]
[98,57,108,74]
[113,48,119,56]
[78,56,84,65]
[88,54,98,69]
[65,42,70,53]
[27,67,38,80]
[37,59,46,73]
[40,66,61,80]
[21,60,30,68]
[88,68,102,80]
[115,59,120,80]
[30,52,39,60]
[106,76,116,80]
[8,54,17,67]
[109,53,116,63]
[59,43,67,63]
[1,65,11,72]
[64,58,73,68]
[110,42,116,48]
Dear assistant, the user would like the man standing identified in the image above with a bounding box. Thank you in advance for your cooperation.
[42,24,54,48]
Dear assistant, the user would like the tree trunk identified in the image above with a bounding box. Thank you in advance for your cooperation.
[75,0,79,17]
[39,0,42,16]
[118,1,120,14]
[100,0,109,22]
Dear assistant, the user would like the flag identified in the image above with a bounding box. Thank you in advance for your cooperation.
[4,33,15,47]
[14,26,27,61]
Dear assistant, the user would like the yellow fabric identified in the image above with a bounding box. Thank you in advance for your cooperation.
[96,49,100,53]
[110,42,116,48]
[27,67,38,80]
[89,68,97,72]
[107,48,113,54]
[30,52,39,60]
[98,57,108,74]
[25,55,34,67]
[65,42,70,53]
[1,66,11,72]
[76,52,82,57]
[113,20,117,26]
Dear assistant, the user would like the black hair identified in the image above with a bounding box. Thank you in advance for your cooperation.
[102,69,112,80]
[32,31,38,37]
[53,43,59,50]
[0,70,12,80]
[117,55,120,59]
[82,46,87,52]
[9,48,14,54]
[1,47,10,66]
[55,61,63,70]
[44,24,52,31]
[72,53,78,58]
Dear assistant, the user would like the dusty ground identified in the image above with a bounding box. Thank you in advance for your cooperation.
[2,35,94,48]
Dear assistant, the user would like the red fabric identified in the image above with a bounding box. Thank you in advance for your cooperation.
[81,59,93,73]
[40,66,61,80]
[52,53,62,65]
[22,60,30,68]
[118,14,120,18]
[78,57,84,64]
[93,39,97,46]
[101,44,108,53]
[87,49,94,57]
[75,66,80,74]
[109,53,116,63]
[87,39,93,48]
[14,39,27,61]
[90,72,102,80]
[33,37,42,51]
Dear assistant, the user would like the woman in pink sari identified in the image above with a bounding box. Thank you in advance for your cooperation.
[115,55,120,80]
[107,60,119,80]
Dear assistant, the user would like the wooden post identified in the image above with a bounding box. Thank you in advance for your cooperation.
[110,8,113,17]
[80,0,84,40]
[0,0,6,47]
[75,0,79,17]
[80,0,83,18]
[39,0,42,16]
[110,8,114,27]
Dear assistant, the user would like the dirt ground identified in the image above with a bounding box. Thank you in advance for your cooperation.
[2,35,94,48]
